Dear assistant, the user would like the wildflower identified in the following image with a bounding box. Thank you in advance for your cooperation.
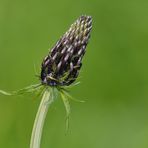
[0,15,92,148]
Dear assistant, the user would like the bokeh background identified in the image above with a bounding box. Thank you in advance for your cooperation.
[0,0,148,147]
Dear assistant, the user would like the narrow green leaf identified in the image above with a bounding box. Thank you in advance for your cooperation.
[62,89,85,103]
[0,83,42,96]
[0,90,13,96]
[60,91,71,133]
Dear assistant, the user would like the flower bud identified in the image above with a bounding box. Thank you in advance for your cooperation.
[41,15,92,86]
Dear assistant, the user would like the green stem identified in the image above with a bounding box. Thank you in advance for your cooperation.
[30,87,54,148]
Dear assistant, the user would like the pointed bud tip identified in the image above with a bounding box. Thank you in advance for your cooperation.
[79,15,92,21]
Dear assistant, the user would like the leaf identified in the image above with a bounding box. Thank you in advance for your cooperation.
[60,91,71,134]
[0,90,13,96]
[62,89,85,103]
[0,83,43,96]
[64,81,81,89]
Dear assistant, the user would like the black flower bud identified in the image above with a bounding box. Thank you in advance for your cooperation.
[41,15,92,86]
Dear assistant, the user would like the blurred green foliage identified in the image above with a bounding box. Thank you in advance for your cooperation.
[0,0,148,147]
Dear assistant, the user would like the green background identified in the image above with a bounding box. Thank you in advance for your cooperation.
[0,0,148,147]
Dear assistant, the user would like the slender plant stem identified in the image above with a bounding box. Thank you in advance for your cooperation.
[30,87,53,148]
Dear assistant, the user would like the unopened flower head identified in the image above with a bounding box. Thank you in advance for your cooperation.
[41,15,92,86]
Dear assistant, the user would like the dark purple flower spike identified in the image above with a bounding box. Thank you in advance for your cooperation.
[41,15,92,86]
